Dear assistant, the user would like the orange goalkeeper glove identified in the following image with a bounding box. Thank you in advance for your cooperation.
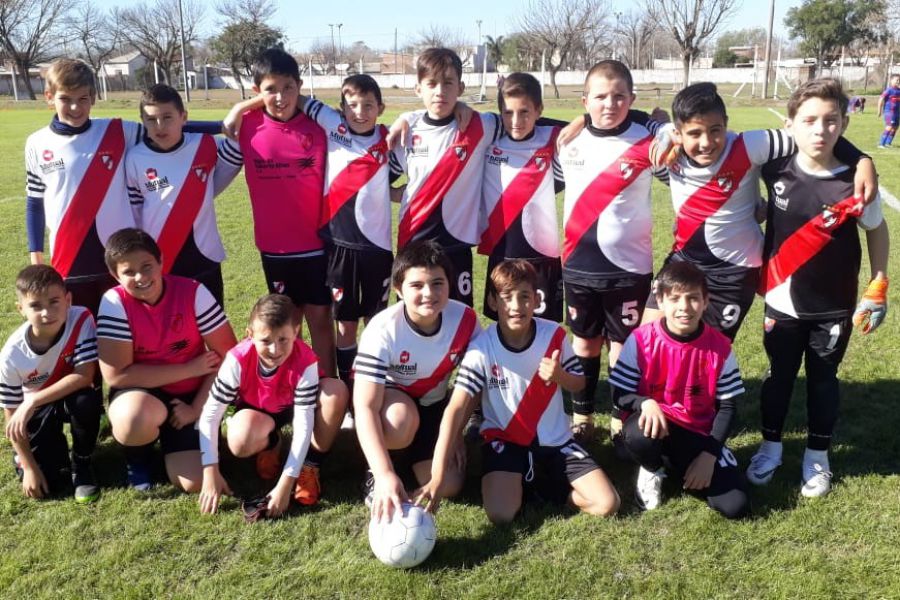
[649,123,680,168]
[852,278,888,334]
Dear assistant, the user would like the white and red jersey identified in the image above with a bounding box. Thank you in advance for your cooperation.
[668,129,795,270]
[354,300,481,407]
[390,110,502,249]
[126,133,240,272]
[454,319,582,447]
[478,125,563,260]
[199,337,318,476]
[0,306,97,409]
[761,156,884,319]
[96,276,228,396]
[303,98,393,252]
[609,320,744,436]
[219,109,326,256]
[560,120,658,280]
[25,118,143,278]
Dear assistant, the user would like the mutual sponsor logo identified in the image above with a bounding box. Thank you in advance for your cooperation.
[24,368,49,387]
[410,134,429,157]
[492,146,503,156]
[144,167,171,192]
[337,123,348,135]
[487,363,509,389]
[391,351,418,374]
[40,150,65,174]
[329,129,353,148]
[146,168,158,181]
[487,153,509,166]
[562,145,584,168]
[400,350,410,364]
[43,149,54,161]
[774,194,789,211]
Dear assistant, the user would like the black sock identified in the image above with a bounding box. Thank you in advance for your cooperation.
[336,344,357,392]
[572,355,601,416]
[305,447,325,468]
[124,443,153,465]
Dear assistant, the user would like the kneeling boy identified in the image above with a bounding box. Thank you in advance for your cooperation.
[97,228,236,492]
[416,259,620,523]
[610,261,749,518]
[198,294,348,516]
[1,265,102,502]
[354,240,481,522]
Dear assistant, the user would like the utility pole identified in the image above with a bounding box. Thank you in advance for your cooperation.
[337,23,343,74]
[476,19,483,92]
[329,24,337,74]
[762,0,775,99]
[394,28,398,75]
[177,0,190,101]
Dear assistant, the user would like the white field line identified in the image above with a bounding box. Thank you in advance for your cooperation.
[767,107,900,212]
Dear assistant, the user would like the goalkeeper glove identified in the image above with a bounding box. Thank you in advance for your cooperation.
[852,278,888,334]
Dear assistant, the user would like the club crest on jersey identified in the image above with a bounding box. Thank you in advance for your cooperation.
[491,440,505,453]
[764,317,775,333]
[773,181,786,195]
[169,313,184,333]
[100,153,115,171]
[273,281,285,294]
[568,306,578,320]
[331,287,344,302]
[620,160,635,180]
[717,175,733,192]
[535,156,547,171]
[450,351,460,365]
[453,145,468,161]
[194,167,209,183]
[300,133,314,151]
[821,208,838,228]
[370,149,385,164]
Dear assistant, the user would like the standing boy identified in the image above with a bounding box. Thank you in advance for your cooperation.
[610,261,749,518]
[1,265,102,502]
[218,48,335,375]
[748,79,890,498]
[560,60,667,439]
[126,84,240,306]
[416,260,620,522]
[877,74,900,148]
[353,241,481,522]
[389,47,502,306]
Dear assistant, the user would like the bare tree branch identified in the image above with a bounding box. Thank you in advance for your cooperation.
[65,2,122,84]
[0,0,69,99]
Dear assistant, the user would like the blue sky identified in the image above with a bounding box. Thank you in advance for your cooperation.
[97,0,800,52]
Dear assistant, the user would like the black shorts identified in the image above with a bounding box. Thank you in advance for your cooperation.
[234,400,294,430]
[407,396,449,465]
[481,438,599,484]
[110,387,200,455]
[647,254,758,341]
[183,263,225,309]
[65,273,117,320]
[445,247,474,307]
[260,252,331,307]
[763,311,853,372]
[564,274,651,342]
[326,245,393,321]
[483,254,564,323]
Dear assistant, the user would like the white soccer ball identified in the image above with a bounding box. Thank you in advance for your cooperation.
[368,502,437,568]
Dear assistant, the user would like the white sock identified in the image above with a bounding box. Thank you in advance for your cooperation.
[759,440,783,460]
[803,448,829,470]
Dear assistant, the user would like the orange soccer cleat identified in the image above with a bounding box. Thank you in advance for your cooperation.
[293,464,321,506]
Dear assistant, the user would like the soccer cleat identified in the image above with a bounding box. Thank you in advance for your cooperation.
[635,466,665,511]
[801,463,833,498]
[255,434,282,480]
[12,454,23,481]
[746,450,782,486]
[362,469,375,508]
[71,455,100,503]
[126,459,153,492]
[293,464,321,506]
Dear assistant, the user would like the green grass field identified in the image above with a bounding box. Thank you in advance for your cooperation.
[1,90,900,599]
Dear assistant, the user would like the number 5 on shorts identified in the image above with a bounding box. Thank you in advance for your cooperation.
[621,300,639,326]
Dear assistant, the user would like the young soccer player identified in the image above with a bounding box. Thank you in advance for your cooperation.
[748,78,890,498]
[388,47,503,306]
[25,58,222,318]
[97,228,237,492]
[642,82,875,342]
[559,60,667,439]
[609,261,748,518]
[478,73,565,324]
[415,260,620,522]
[1,265,102,502]
[126,84,240,306]
[877,74,900,148]
[218,48,335,376]
[198,294,348,516]
[354,240,481,522]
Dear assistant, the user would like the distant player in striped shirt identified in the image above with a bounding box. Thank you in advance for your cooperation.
[415,260,619,522]
[1,265,102,502]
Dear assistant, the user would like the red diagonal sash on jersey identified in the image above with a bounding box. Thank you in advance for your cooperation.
[562,135,652,264]
[52,119,126,278]
[400,308,477,398]
[673,137,752,252]
[39,311,91,390]
[760,195,861,294]
[478,129,559,256]
[397,117,485,248]
[156,135,218,273]
[481,326,567,446]
[319,125,389,227]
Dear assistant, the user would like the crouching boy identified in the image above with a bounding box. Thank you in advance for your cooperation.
[416,259,620,523]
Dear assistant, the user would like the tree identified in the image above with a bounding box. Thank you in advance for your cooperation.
[614,11,657,69]
[519,0,609,99]
[484,35,505,68]
[65,2,122,90]
[416,24,473,67]
[115,0,204,86]
[643,0,739,86]
[0,0,69,99]
[712,27,766,67]
[786,0,886,72]
[213,0,283,95]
